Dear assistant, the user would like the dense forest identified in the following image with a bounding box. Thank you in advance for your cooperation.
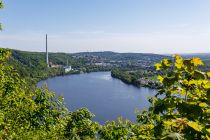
[111,69,161,89]
[8,50,84,81]
[111,60,210,89]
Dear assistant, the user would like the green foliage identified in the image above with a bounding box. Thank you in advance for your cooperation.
[64,108,99,139]
[99,118,132,140]
[0,0,3,30]
[0,0,3,8]
[8,50,85,82]
[104,55,210,139]
[151,55,210,139]
[111,69,133,84]
[111,68,161,89]
[0,48,99,139]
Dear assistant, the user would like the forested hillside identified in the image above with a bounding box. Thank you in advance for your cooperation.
[111,69,161,89]
[7,49,210,85]
[73,51,168,63]
[8,49,85,81]
[7,49,169,82]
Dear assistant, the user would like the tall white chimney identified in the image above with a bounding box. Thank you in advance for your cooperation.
[46,34,49,67]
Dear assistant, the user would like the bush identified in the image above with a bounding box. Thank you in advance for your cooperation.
[0,49,99,139]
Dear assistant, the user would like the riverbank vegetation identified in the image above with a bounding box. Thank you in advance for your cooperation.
[9,50,84,81]
[111,69,161,89]
[1,48,210,139]
[111,60,210,89]
[7,49,168,84]
[8,49,114,83]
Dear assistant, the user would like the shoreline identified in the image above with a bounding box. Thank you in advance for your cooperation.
[111,70,162,89]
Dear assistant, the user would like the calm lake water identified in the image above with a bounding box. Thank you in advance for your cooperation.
[37,72,157,124]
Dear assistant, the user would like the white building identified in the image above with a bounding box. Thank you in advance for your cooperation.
[64,59,72,73]
[64,66,72,73]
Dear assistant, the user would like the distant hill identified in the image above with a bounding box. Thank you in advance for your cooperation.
[7,50,170,80]
[181,53,210,61]
[7,49,210,81]
[73,51,169,62]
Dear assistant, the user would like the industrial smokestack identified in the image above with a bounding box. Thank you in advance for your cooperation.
[46,34,48,66]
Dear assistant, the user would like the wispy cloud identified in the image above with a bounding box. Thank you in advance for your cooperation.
[168,23,190,28]
[0,28,210,54]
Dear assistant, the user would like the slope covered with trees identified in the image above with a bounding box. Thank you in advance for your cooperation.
[111,68,161,89]
[0,49,98,139]
[7,49,171,83]
[8,49,85,81]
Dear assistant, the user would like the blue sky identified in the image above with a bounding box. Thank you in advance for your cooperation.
[0,0,210,53]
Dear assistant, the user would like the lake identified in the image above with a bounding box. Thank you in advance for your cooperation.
[37,72,157,124]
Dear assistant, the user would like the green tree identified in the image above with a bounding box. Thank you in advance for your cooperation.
[143,55,210,139]
[100,56,210,140]
[0,0,4,30]
[0,49,99,139]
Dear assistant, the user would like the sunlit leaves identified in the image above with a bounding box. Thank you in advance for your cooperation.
[152,55,210,139]
[157,75,164,83]
[175,55,183,69]
[0,48,11,61]
[191,58,204,66]
[199,102,207,108]
[187,121,203,132]
[155,58,172,71]
[155,63,162,70]
[163,58,172,67]
[98,118,131,140]
[207,72,210,77]
[58,96,64,104]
